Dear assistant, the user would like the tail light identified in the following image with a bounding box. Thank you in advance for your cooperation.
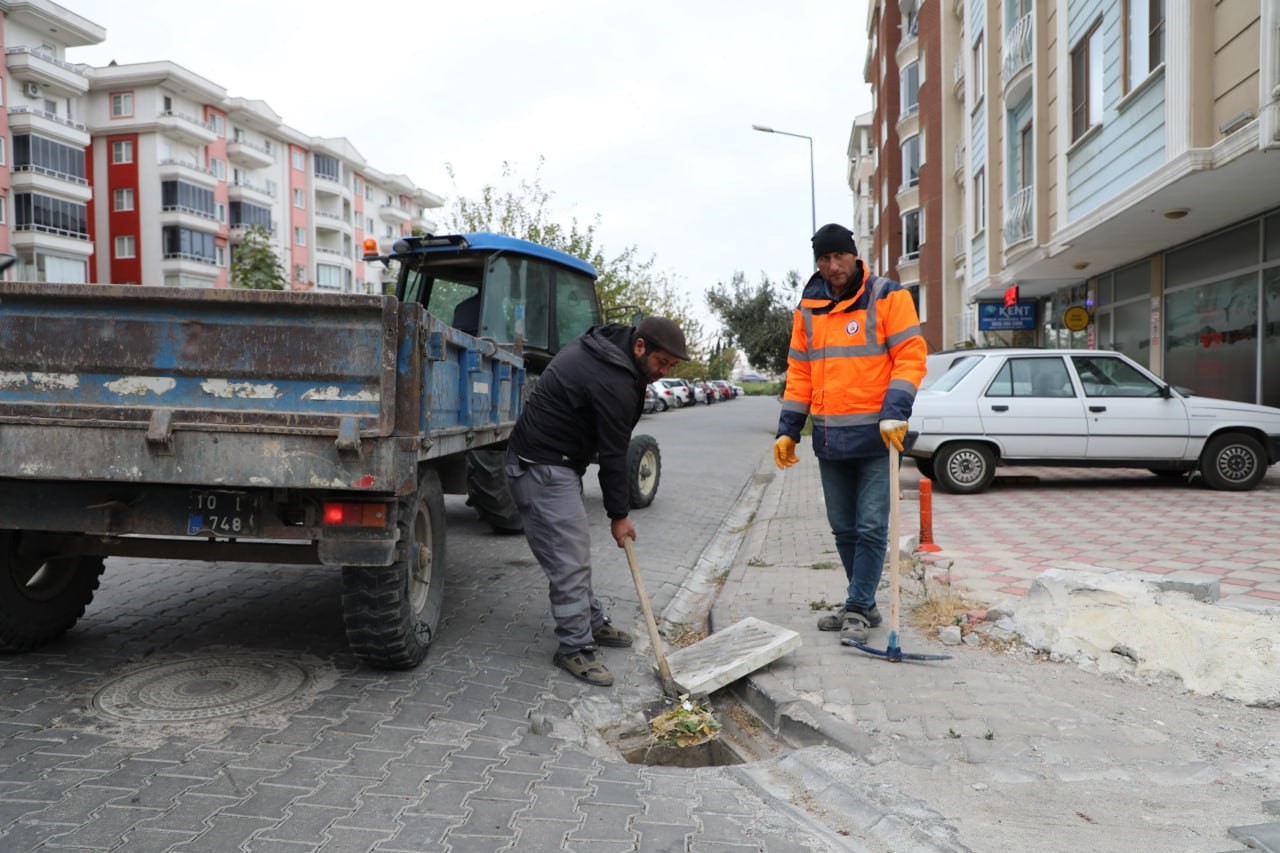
[322,501,390,528]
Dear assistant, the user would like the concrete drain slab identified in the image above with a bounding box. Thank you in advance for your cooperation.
[92,656,309,722]
[665,617,801,697]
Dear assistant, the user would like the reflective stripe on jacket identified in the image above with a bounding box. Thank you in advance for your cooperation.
[776,269,927,459]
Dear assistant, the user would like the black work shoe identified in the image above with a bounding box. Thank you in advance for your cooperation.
[592,618,633,648]
[553,647,613,686]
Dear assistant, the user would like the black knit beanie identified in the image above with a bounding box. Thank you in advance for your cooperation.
[811,223,858,259]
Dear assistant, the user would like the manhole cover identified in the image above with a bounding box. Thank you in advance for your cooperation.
[92,657,309,722]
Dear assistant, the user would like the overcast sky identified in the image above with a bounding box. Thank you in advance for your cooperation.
[66,0,872,317]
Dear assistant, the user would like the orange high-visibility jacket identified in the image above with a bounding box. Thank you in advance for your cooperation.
[777,269,927,459]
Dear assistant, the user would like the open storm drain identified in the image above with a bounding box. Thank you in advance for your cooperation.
[92,656,310,723]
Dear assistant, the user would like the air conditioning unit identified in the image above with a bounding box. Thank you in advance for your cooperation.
[22,82,41,98]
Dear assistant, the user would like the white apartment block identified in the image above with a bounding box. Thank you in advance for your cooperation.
[0,0,443,293]
[861,0,1280,406]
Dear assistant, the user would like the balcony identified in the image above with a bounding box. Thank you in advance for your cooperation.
[1001,13,1032,92]
[1003,185,1034,247]
[315,210,351,234]
[379,204,411,224]
[227,138,274,169]
[157,110,217,146]
[159,206,220,233]
[228,178,273,205]
[7,106,89,147]
[315,246,354,269]
[158,159,219,189]
[10,228,93,261]
[953,142,966,184]
[161,254,218,284]
[953,54,965,100]
[5,47,90,95]
[954,227,967,261]
[313,174,351,201]
[10,166,92,203]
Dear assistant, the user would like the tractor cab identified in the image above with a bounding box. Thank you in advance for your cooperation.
[366,233,602,375]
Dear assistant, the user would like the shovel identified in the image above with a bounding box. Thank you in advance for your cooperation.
[843,444,952,663]
[622,537,677,694]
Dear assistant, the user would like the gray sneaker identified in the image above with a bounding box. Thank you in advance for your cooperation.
[818,605,881,631]
[840,611,873,644]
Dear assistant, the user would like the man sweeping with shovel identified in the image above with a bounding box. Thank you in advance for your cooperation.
[506,316,689,687]
[773,224,927,646]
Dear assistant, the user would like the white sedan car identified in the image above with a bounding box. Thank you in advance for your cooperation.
[908,348,1280,494]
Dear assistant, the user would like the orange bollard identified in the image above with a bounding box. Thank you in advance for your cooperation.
[917,478,942,552]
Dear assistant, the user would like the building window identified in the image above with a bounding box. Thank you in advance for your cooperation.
[230,201,272,230]
[1071,19,1104,141]
[13,192,89,238]
[161,226,217,263]
[161,181,216,218]
[316,263,343,289]
[209,158,226,180]
[1124,0,1166,93]
[1019,123,1034,189]
[113,188,134,211]
[902,209,921,260]
[294,226,306,246]
[0,196,7,225]
[314,154,340,182]
[217,202,226,223]
[114,235,136,258]
[216,245,226,267]
[13,134,86,182]
[0,137,6,166]
[110,92,133,118]
[293,188,305,208]
[901,62,919,116]
[112,140,133,164]
[908,283,928,323]
[973,168,986,232]
[265,179,278,198]
[292,150,305,170]
[973,34,985,103]
[901,135,920,189]
[209,113,225,137]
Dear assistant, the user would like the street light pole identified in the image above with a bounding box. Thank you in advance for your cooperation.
[752,123,816,236]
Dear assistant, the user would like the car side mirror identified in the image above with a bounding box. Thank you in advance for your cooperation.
[1159,384,1173,399]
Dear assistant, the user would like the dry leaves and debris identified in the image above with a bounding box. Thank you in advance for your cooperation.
[649,695,722,747]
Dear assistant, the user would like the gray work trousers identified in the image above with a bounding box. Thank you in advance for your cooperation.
[505,451,604,654]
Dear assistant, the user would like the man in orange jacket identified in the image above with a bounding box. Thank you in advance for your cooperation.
[773,224,927,643]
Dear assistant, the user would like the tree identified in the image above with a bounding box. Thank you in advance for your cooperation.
[705,271,799,377]
[230,225,287,291]
[444,160,703,359]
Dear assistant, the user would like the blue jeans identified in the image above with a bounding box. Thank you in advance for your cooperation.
[816,455,890,612]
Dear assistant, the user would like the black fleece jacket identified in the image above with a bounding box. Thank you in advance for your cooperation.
[507,323,646,519]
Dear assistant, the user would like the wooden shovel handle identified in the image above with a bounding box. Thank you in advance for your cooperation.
[622,538,675,685]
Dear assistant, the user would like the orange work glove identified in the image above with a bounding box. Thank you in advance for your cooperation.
[879,419,908,452]
[773,436,799,469]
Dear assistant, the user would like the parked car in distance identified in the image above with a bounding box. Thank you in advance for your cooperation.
[907,348,1280,494]
[709,380,736,400]
[687,381,707,405]
[658,378,691,407]
[643,384,661,414]
[648,381,677,411]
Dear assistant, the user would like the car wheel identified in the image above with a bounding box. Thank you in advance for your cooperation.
[1199,432,1266,491]
[656,398,668,412]
[913,458,936,481]
[933,442,996,495]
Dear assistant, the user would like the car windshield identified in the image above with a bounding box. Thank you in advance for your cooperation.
[924,355,983,392]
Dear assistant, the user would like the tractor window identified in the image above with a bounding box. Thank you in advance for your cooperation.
[483,256,551,349]
[555,270,600,348]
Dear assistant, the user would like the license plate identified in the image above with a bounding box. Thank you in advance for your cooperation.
[187,490,261,537]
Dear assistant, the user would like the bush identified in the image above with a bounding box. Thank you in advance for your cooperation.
[741,382,784,397]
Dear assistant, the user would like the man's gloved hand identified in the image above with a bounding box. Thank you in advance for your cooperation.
[879,419,908,452]
[773,436,799,469]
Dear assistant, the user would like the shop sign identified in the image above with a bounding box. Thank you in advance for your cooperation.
[978,300,1036,331]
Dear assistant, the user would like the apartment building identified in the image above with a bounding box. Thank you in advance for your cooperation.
[860,0,1280,406]
[1,0,442,292]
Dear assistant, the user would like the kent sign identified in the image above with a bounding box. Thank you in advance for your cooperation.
[978,299,1036,331]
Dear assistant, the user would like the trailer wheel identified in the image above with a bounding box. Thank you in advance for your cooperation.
[341,467,446,669]
[0,532,105,652]
[627,434,662,509]
[465,449,523,534]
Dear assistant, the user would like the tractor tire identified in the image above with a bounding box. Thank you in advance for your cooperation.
[341,467,446,669]
[0,531,105,652]
[465,449,523,533]
[627,434,662,509]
